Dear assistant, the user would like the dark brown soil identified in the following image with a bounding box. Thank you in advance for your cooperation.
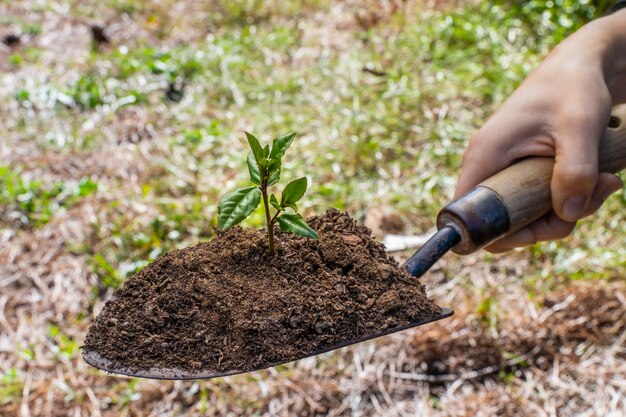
[84,209,443,376]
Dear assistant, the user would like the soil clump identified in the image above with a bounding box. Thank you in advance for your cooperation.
[84,209,443,376]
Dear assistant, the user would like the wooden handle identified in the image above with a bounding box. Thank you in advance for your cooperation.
[480,104,626,234]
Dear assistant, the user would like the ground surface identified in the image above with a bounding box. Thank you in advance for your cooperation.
[1,0,625,416]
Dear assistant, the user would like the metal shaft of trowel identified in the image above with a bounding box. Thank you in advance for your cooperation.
[404,226,460,278]
[403,185,513,278]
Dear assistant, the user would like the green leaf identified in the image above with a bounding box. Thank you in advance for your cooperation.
[277,213,318,239]
[284,202,297,211]
[245,132,264,163]
[281,177,307,208]
[262,145,270,158]
[267,158,280,173]
[218,186,261,230]
[268,166,281,186]
[269,133,296,160]
[270,194,281,210]
[247,152,260,185]
[267,159,281,186]
[267,159,281,185]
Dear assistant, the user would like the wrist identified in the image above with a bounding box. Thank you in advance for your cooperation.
[591,10,626,102]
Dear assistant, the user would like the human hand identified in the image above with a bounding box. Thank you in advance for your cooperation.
[455,10,626,253]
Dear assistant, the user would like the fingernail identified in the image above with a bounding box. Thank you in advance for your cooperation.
[562,195,587,220]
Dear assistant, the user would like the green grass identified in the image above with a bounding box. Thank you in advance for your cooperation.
[0,368,22,406]
[47,325,79,360]
[0,166,98,228]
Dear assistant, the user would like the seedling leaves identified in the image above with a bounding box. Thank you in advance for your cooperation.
[218,132,317,255]
[268,165,281,186]
[245,132,264,163]
[269,133,296,160]
[267,158,281,173]
[247,152,261,185]
[281,177,307,209]
[277,213,319,239]
[218,186,261,230]
[269,194,281,211]
[265,157,281,184]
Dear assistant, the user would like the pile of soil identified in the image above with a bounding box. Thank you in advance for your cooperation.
[83,209,443,378]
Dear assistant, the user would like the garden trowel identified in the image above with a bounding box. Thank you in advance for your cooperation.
[84,105,626,379]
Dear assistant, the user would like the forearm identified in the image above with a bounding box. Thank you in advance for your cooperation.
[546,9,626,105]
[593,9,626,103]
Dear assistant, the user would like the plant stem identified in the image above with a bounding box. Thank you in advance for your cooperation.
[269,209,282,226]
[260,185,275,256]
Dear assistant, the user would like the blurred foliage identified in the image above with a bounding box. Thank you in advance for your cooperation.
[0,368,22,406]
[65,72,146,110]
[0,166,98,228]
[3,0,624,290]
[48,325,79,360]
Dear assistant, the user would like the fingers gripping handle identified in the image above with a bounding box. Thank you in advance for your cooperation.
[438,105,626,255]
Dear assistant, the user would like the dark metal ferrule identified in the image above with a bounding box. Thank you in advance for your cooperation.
[403,225,461,278]
[437,186,510,255]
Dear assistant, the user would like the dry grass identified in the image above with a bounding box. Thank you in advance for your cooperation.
[1,0,624,416]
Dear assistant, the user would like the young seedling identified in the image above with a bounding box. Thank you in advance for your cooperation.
[217,132,318,256]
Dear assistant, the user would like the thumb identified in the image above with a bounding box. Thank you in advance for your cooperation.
[551,115,606,222]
